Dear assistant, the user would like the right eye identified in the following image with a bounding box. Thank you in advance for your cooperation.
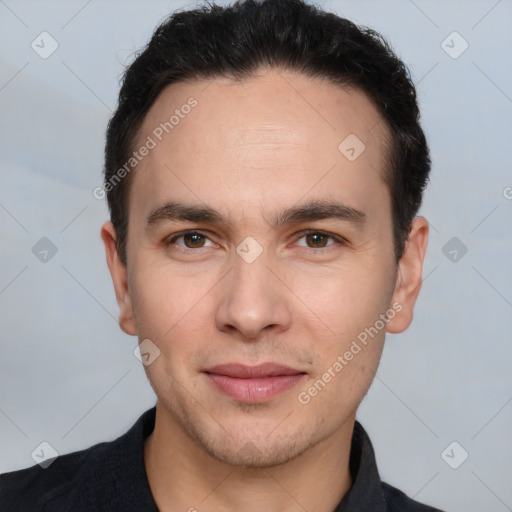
[166,231,218,251]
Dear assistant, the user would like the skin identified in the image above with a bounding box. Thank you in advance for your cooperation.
[101,68,428,512]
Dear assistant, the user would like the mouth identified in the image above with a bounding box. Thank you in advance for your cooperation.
[203,363,307,403]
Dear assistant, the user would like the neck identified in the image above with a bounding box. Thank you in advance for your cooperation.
[144,403,354,512]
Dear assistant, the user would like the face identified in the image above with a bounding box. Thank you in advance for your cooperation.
[102,68,428,468]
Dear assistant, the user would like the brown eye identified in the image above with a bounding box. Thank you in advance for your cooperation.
[182,233,206,248]
[296,231,339,249]
[305,232,329,248]
[167,231,215,249]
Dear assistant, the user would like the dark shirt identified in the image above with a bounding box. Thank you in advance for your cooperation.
[0,407,444,511]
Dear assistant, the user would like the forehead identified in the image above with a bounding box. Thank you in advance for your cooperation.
[129,68,391,223]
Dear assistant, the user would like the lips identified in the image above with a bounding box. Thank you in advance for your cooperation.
[206,363,304,379]
[204,363,306,403]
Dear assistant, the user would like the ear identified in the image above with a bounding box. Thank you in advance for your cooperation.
[101,221,137,336]
[386,216,429,334]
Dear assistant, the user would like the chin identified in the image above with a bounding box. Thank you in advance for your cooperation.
[155,385,340,468]
[203,435,308,468]
[190,416,329,469]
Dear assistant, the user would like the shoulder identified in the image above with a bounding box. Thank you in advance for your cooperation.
[0,406,157,512]
[349,420,445,512]
[0,440,111,512]
[382,481,445,512]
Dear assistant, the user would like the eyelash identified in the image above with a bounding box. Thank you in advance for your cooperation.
[165,230,345,253]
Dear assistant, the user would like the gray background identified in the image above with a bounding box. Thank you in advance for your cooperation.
[1,0,511,510]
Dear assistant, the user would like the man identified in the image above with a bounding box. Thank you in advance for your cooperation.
[0,0,444,510]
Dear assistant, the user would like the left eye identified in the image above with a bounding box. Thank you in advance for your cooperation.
[168,232,215,249]
[296,231,338,249]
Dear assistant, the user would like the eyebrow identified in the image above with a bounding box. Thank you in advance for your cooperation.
[146,200,366,229]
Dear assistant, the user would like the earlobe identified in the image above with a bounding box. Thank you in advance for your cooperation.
[386,217,429,334]
[100,221,138,336]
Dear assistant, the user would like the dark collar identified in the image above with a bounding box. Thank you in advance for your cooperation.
[335,420,387,511]
[71,406,388,511]
[63,406,159,511]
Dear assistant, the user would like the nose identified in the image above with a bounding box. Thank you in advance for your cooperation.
[215,251,292,341]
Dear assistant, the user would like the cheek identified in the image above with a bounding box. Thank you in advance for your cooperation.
[299,343,384,417]
[129,268,215,381]
[289,261,393,339]
[288,260,394,404]
[296,317,386,417]
[130,265,209,338]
